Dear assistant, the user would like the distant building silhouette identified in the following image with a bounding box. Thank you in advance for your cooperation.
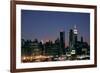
[69,29,74,53]
[73,25,78,45]
[60,31,66,55]
[81,36,83,43]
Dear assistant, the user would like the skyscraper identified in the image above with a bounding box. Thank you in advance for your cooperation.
[69,29,74,52]
[73,25,78,44]
[69,25,78,55]
[60,30,65,55]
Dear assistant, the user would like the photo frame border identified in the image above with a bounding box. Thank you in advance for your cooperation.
[10,0,97,72]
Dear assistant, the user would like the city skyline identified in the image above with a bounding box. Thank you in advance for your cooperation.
[21,10,90,46]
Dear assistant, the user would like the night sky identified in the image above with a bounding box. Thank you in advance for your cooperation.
[21,10,90,46]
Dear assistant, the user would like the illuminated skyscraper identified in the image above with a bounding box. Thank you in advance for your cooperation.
[73,25,78,55]
[69,25,78,55]
[73,25,78,44]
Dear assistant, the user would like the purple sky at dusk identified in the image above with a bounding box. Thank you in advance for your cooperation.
[21,10,90,46]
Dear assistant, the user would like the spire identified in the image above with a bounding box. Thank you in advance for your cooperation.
[73,25,78,34]
[74,25,77,29]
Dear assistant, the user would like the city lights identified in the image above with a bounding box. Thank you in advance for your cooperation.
[21,25,90,62]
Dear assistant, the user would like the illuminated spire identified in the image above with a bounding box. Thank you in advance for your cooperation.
[73,25,78,34]
[74,25,77,29]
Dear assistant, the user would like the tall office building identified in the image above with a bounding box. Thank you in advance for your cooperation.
[69,29,74,52]
[69,25,78,55]
[60,30,65,55]
[73,25,78,44]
